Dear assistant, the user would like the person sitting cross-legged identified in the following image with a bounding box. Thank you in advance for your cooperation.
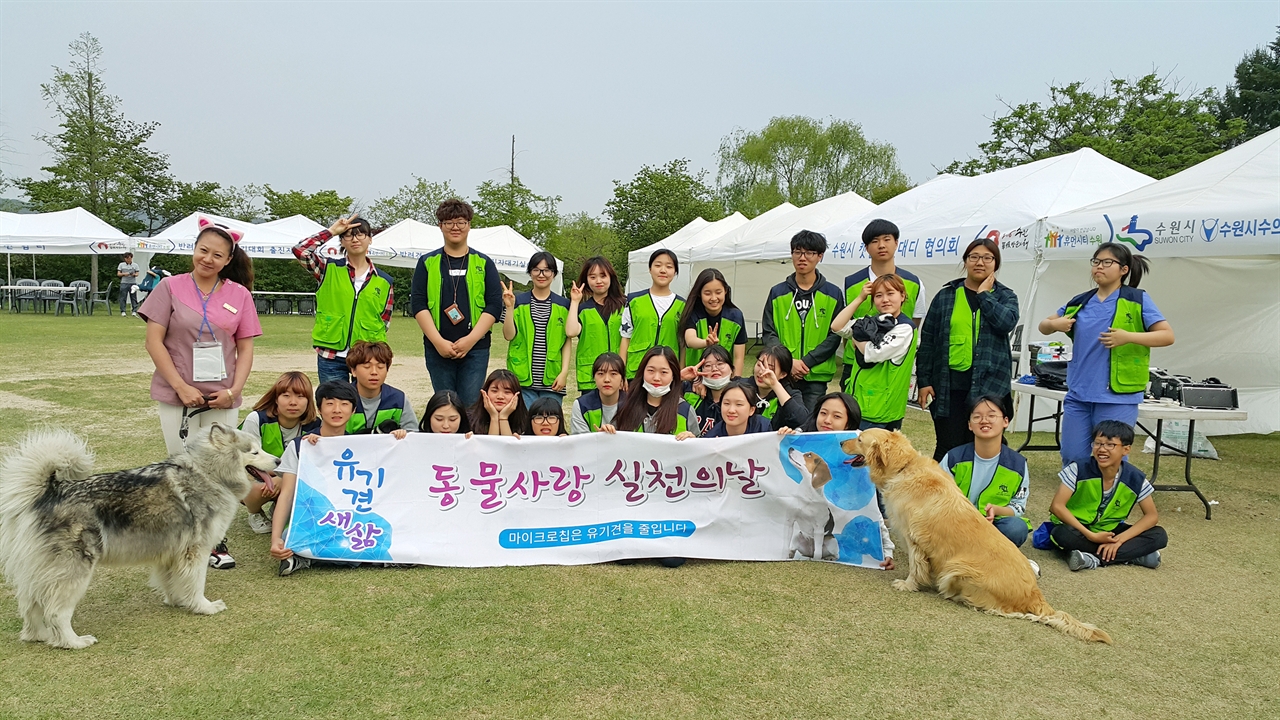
[940,395,1031,548]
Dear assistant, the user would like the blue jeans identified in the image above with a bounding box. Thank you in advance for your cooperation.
[317,355,352,385]
[119,284,138,313]
[424,346,490,407]
[992,516,1029,547]
[522,388,565,410]
[1061,396,1140,467]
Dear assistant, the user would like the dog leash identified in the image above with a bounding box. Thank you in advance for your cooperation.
[178,397,218,442]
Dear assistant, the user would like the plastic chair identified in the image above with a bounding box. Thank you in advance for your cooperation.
[38,280,65,314]
[297,297,316,316]
[89,281,115,316]
[12,279,40,313]
[272,298,293,315]
[69,281,92,315]
[253,296,271,315]
[55,281,87,316]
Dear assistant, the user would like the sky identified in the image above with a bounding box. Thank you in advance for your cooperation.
[0,1,1275,217]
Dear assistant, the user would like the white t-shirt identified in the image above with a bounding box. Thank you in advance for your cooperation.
[239,412,309,449]
[619,291,677,339]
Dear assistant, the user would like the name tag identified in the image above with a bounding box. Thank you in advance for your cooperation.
[223,303,238,314]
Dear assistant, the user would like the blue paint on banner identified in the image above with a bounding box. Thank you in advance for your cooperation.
[778,432,876,511]
[500,520,696,549]
[834,515,884,564]
[287,477,393,561]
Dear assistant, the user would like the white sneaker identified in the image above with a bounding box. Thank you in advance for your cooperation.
[246,511,272,534]
[1028,559,1041,577]
[120,311,126,316]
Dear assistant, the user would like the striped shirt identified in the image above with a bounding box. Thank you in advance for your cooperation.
[529,297,553,391]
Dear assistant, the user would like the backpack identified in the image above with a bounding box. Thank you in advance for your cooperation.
[1032,360,1069,392]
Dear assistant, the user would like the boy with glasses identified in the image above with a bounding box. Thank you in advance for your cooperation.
[293,214,395,384]
[761,230,845,412]
[1048,420,1167,571]
[410,199,504,407]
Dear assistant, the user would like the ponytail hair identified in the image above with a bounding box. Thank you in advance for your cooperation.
[1093,242,1150,288]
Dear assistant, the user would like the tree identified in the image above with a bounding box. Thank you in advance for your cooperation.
[716,116,910,217]
[1219,28,1280,144]
[217,184,266,223]
[605,159,724,255]
[366,176,461,226]
[944,73,1246,179]
[545,213,625,288]
[473,175,560,244]
[263,186,353,225]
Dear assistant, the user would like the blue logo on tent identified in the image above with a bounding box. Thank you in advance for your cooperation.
[1201,218,1219,242]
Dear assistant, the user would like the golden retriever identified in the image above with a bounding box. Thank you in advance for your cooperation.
[842,429,1112,644]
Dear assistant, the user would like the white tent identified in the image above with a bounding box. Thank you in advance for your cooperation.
[0,207,131,255]
[259,215,326,239]
[626,213,750,294]
[1028,128,1280,435]
[151,212,304,260]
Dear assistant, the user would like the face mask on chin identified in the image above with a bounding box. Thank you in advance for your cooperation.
[702,375,731,391]
[642,381,671,398]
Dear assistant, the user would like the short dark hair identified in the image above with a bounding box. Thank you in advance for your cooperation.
[1093,420,1136,447]
[435,198,474,224]
[962,237,1002,271]
[790,230,827,254]
[720,379,760,409]
[968,394,1012,420]
[648,248,679,273]
[420,390,471,434]
[757,344,793,379]
[801,391,862,432]
[122,251,134,258]
[527,397,568,436]
[862,219,899,244]
[526,251,558,276]
[315,381,359,408]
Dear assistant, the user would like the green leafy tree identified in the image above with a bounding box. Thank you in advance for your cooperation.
[945,74,1246,179]
[716,116,910,217]
[545,213,625,288]
[605,159,724,255]
[216,184,265,223]
[366,176,461,226]
[263,186,353,225]
[1219,28,1280,143]
[473,175,560,244]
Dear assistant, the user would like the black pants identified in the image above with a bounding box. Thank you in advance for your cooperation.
[931,384,975,461]
[1049,523,1168,565]
[793,379,830,415]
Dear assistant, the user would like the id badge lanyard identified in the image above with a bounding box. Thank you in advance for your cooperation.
[191,276,227,382]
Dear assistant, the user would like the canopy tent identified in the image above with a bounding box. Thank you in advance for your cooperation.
[259,215,326,239]
[1023,127,1280,435]
[626,213,750,294]
[0,207,131,254]
[151,212,304,259]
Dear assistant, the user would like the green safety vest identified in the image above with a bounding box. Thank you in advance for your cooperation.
[574,299,623,389]
[685,307,746,366]
[577,389,624,433]
[422,250,489,332]
[625,291,685,376]
[844,314,917,424]
[346,386,407,434]
[948,286,980,372]
[311,261,393,351]
[768,279,842,382]
[1052,458,1145,533]
[1063,287,1150,394]
[507,292,570,388]
[239,410,321,458]
[946,444,1032,529]
[841,267,922,367]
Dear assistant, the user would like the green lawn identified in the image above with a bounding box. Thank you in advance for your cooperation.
[0,313,1276,719]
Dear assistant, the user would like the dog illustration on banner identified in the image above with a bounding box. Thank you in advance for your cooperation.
[779,431,886,567]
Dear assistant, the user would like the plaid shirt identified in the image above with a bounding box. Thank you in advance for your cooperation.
[916,278,1019,418]
[292,230,395,359]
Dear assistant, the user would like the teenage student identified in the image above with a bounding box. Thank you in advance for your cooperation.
[503,251,571,408]
[271,382,407,577]
[682,344,736,436]
[566,256,626,392]
[619,250,685,378]
[1038,242,1174,466]
[745,346,810,432]
[344,341,416,434]
[1049,420,1167,571]
[570,353,627,434]
[703,380,774,437]
[293,214,394,384]
[678,268,747,376]
[239,371,320,534]
[762,230,845,412]
[468,369,529,437]
[917,238,1019,461]
[939,395,1032,548]
[410,199,504,407]
[840,219,925,388]
[419,390,472,434]
[140,217,260,572]
[527,397,569,437]
[798,392,863,433]
[603,346,701,438]
[830,273,916,431]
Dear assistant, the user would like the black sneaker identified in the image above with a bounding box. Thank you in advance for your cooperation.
[209,539,235,570]
[278,556,311,577]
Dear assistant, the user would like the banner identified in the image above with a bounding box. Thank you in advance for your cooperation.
[286,431,888,569]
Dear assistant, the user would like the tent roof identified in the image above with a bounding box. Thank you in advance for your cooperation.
[1043,127,1280,257]
[821,149,1155,265]
[689,193,873,262]
[0,207,131,254]
[628,213,751,266]
[260,215,326,237]
[151,212,303,259]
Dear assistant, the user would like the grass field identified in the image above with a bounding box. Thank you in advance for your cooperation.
[0,312,1276,719]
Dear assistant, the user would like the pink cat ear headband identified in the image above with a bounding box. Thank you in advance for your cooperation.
[197,215,245,244]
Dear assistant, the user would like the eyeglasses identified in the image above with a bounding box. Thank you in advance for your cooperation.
[791,250,822,259]
[340,230,369,240]
[968,412,1004,422]
[1090,258,1119,268]
[441,220,470,230]
[531,415,559,424]
[966,254,997,264]
[1091,441,1124,451]
[530,268,555,277]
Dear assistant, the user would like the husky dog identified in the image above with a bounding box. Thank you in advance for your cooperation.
[0,424,278,649]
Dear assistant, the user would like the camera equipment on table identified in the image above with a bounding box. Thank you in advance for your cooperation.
[1148,369,1239,409]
